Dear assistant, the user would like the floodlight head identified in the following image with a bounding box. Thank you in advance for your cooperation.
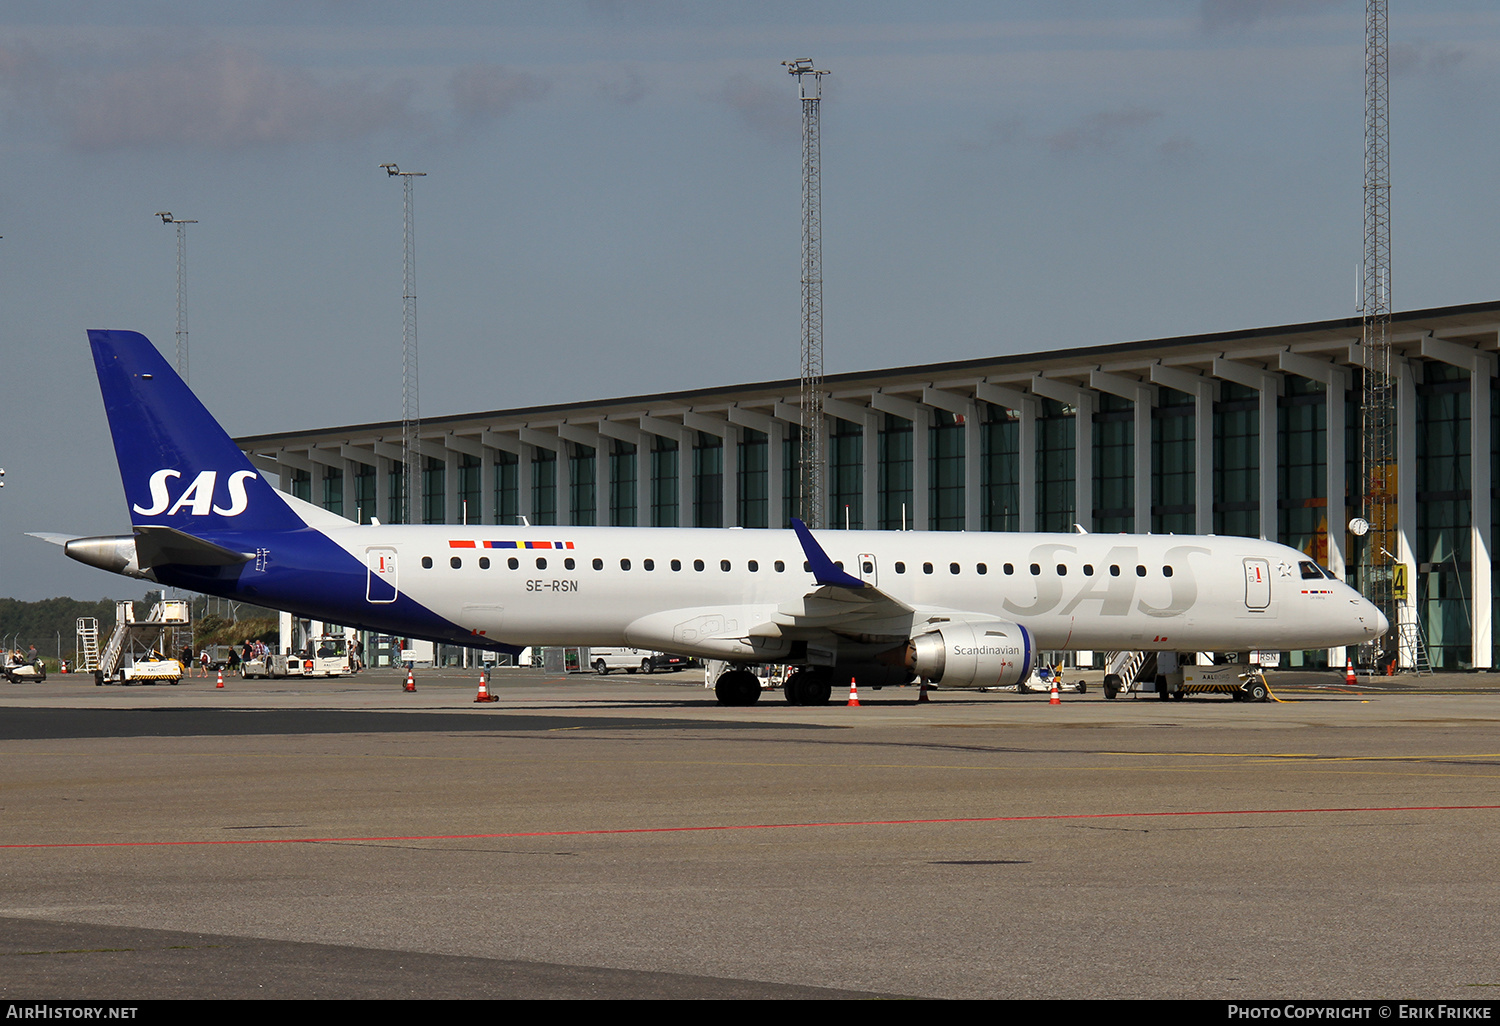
[380,163,400,176]
[156,212,173,223]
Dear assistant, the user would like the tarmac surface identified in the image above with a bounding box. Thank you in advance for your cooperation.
[2,664,1499,1000]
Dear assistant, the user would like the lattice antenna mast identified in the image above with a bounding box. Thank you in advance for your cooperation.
[1358,0,1395,666]
[784,59,830,528]
[381,163,426,526]
[155,212,198,383]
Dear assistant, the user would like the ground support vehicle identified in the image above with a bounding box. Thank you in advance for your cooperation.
[92,599,189,686]
[2,657,47,683]
[1154,662,1271,702]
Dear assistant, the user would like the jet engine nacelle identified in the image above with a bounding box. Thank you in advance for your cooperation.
[909,620,1034,688]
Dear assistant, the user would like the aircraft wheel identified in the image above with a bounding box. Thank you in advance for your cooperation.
[593,660,608,675]
[715,669,761,705]
[783,674,805,705]
[807,679,832,705]
[1103,674,1121,700]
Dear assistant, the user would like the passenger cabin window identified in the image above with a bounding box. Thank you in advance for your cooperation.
[1163,566,1174,577]
[620,558,631,571]
[749,560,760,572]
[1030,564,1040,576]
[774,560,786,572]
[1003,563,1014,575]
[536,557,547,570]
[450,556,462,569]
[694,559,705,571]
[895,562,906,574]
[1056,564,1066,576]
[671,559,682,571]
[644,559,655,571]
[923,562,934,574]
[949,563,960,575]
[721,560,731,572]
[977,563,987,575]
[421,556,433,569]
[1083,564,1094,576]
[1110,565,1120,576]
[565,557,576,570]
[1136,565,1146,577]
[593,558,604,570]
[508,557,519,570]
[862,561,873,574]
[479,557,490,569]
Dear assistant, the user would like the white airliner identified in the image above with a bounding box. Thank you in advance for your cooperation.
[43,330,1387,705]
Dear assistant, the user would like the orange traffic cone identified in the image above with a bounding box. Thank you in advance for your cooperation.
[404,667,416,693]
[1049,680,1060,705]
[1345,659,1357,686]
[846,677,860,707]
[474,669,497,703]
[918,679,930,703]
[216,668,224,689]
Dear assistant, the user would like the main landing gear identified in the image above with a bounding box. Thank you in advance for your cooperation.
[782,668,833,706]
[713,668,762,705]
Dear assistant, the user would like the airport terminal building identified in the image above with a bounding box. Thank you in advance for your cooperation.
[239,300,1500,671]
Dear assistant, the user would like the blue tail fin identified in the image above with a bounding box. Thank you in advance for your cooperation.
[89,330,306,534]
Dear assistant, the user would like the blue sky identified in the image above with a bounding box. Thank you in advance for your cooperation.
[2,1,1497,600]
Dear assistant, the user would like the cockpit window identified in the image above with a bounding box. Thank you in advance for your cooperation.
[1299,561,1325,580]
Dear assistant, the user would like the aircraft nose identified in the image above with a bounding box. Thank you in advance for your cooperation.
[1366,599,1389,638]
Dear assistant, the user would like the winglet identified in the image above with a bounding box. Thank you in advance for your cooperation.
[790,518,866,589]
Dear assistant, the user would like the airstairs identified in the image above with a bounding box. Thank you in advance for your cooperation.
[94,599,191,684]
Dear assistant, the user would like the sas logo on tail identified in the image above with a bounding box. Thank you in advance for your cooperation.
[133,469,257,517]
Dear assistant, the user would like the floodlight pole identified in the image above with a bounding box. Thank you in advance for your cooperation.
[155,212,198,383]
[380,164,427,526]
[783,58,830,529]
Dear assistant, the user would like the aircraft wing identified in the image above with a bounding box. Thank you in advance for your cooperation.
[758,519,916,638]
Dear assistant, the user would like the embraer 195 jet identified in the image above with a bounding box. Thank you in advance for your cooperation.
[45,330,1387,705]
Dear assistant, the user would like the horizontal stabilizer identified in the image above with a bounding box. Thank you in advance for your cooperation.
[25,532,81,547]
[133,526,252,567]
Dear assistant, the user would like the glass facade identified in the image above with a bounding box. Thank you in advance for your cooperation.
[320,466,343,517]
[610,440,637,526]
[1214,381,1259,538]
[692,433,723,528]
[569,443,596,526]
[1036,398,1074,533]
[493,451,518,525]
[354,463,375,525]
[386,465,405,524]
[981,401,1019,532]
[829,419,862,529]
[288,467,311,502]
[1093,393,1133,534]
[1277,377,1327,561]
[878,414,912,530]
[531,448,557,526]
[738,428,769,529]
[422,456,444,525]
[929,409,964,531]
[457,454,480,525]
[1416,362,1471,669]
[1152,387,1194,534]
[651,436,678,527]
